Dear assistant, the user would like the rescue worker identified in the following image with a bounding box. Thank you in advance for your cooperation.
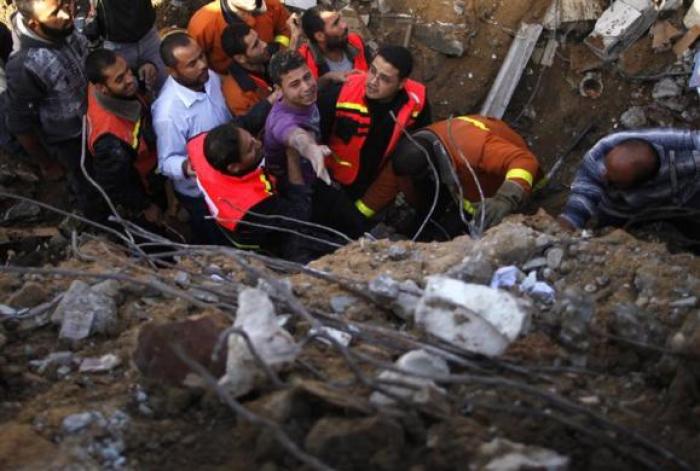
[318,45,431,231]
[221,22,273,116]
[188,0,297,75]
[392,115,542,236]
[85,49,165,226]
[558,129,700,236]
[299,6,369,85]
[187,122,341,261]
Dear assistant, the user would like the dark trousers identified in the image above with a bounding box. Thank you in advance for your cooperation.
[176,193,229,245]
[51,137,103,219]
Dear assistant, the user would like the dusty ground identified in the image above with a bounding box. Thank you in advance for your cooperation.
[1,0,700,469]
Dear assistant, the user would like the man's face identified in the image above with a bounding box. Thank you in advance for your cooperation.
[242,30,269,65]
[365,55,404,101]
[279,64,317,108]
[319,11,348,50]
[98,56,139,99]
[171,39,209,89]
[29,0,75,40]
[231,127,263,175]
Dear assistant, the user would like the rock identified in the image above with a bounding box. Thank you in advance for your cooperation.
[612,304,667,345]
[391,280,422,321]
[62,411,103,434]
[370,350,449,406]
[387,245,409,261]
[220,288,299,397]
[304,416,404,470]
[414,23,465,57]
[330,295,356,314]
[133,312,229,387]
[79,354,122,373]
[52,280,119,341]
[446,254,495,285]
[652,78,682,100]
[545,247,565,270]
[470,221,539,267]
[669,297,697,308]
[29,351,75,375]
[556,289,594,353]
[368,274,400,300]
[3,201,41,222]
[174,271,191,288]
[309,326,352,347]
[669,311,700,356]
[585,0,659,60]
[620,106,648,129]
[415,276,530,356]
[474,438,569,470]
[522,257,547,272]
[7,282,49,309]
[91,280,124,304]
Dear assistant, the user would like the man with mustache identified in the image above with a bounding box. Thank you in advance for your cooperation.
[6,0,97,215]
[298,6,369,86]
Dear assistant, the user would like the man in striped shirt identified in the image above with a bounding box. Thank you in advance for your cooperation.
[558,129,700,230]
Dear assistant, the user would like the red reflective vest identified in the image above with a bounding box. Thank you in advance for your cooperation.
[86,85,156,191]
[186,133,274,232]
[327,73,426,185]
[298,33,369,79]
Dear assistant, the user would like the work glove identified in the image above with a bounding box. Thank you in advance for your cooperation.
[473,180,526,230]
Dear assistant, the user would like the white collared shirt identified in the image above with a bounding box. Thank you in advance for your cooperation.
[152,71,232,197]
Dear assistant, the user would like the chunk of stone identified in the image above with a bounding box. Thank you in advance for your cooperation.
[474,438,569,470]
[415,276,530,356]
[330,295,356,314]
[522,257,547,272]
[7,282,49,309]
[370,349,449,406]
[133,312,229,387]
[53,280,119,341]
[414,23,465,57]
[391,280,422,321]
[652,78,682,100]
[620,106,648,129]
[368,274,400,300]
[446,254,496,285]
[62,411,103,434]
[220,288,299,397]
[79,354,122,373]
[470,221,539,266]
[545,247,565,270]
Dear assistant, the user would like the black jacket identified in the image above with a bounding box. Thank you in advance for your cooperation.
[94,0,156,43]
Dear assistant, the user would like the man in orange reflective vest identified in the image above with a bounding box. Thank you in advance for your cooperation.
[298,6,369,86]
[85,48,166,226]
[188,0,296,75]
[391,115,542,236]
[221,22,274,116]
[317,45,432,235]
[187,122,342,262]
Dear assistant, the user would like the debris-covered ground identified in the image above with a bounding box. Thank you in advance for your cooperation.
[2,0,700,469]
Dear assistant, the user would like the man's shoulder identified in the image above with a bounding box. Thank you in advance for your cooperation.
[189,1,223,29]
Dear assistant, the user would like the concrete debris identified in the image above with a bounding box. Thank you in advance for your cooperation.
[446,254,495,285]
[470,220,540,266]
[7,282,49,309]
[620,106,648,128]
[522,257,547,272]
[29,351,75,375]
[391,279,422,321]
[3,200,41,222]
[174,271,191,288]
[52,280,119,342]
[585,0,659,60]
[545,247,565,270]
[650,20,682,52]
[309,326,353,347]
[370,349,449,406]
[62,411,101,434]
[414,23,464,57]
[543,0,606,30]
[220,288,299,397]
[480,23,543,119]
[368,274,400,300]
[652,77,683,100]
[475,438,570,470]
[415,276,530,356]
[556,289,595,359]
[685,0,700,28]
[669,296,698,308]
[330,295,356,314]
[79,354,121,373]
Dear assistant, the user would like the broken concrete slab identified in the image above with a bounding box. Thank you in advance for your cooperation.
[543,0,606,30]
[585,0,659,60]
[480,23,543,119]
[415,276,530,356]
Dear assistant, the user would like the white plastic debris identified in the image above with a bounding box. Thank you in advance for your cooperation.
[490,265,523,289]
[476,438,570,471]
[219,288,299,397]
[415,276,530,357]
[370,350,449,406]
[520,271,556,303]
[79,354,122,373]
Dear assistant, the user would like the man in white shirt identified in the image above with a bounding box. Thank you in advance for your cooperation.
[152,31,273,243]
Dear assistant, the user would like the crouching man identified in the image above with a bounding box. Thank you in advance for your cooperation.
[86,49,166,227]
[392,115,542,237]
[187,122,341,262]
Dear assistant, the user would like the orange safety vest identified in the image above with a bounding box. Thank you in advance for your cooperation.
[86,85,156,191]
[186,133,274,232]
[327,73,426,185]
[298,33,369,79]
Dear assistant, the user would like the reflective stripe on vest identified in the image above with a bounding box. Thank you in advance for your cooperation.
[187,133,274,232]
[327,73,426,185]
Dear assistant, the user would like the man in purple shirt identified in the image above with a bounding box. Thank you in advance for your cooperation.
[263,49,331,188]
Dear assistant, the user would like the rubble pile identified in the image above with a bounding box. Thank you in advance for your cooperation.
[0,212,698,469]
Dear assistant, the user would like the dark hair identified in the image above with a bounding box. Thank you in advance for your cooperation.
[268,50,307,85]
[204,123,241,172]
[13,0,35,18]
[301,6,335,44]
[85,49,119,85]
[160,31,193,68]
[377,45,413,79]
[221,23,251,57]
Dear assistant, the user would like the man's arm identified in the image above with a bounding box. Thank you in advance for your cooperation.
[152,113,190,183]
[285,128,331,184]
[559,151,606,229]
